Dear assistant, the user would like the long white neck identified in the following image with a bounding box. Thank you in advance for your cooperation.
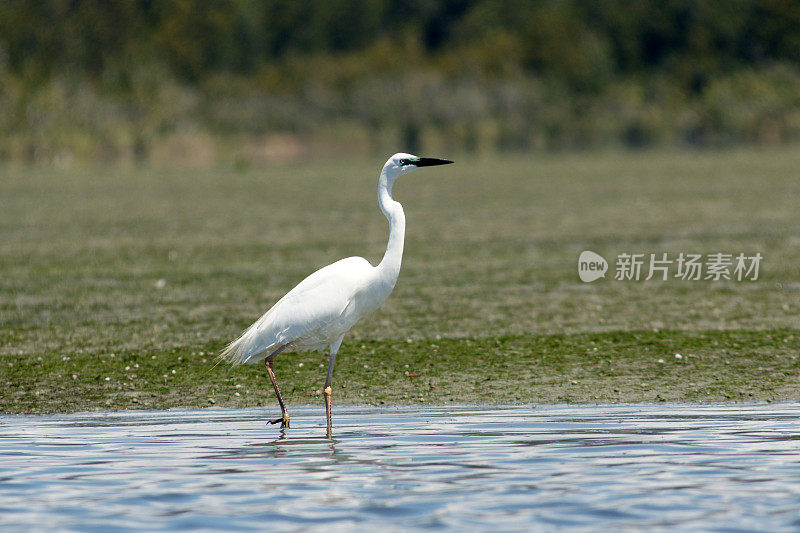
[376,168,405,286]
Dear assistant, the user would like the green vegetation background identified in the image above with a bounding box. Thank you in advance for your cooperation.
[2,150,799,411]
[2,1,800,163]
[2,2,800,412]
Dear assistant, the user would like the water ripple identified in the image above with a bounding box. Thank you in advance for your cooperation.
[1,404,799,531]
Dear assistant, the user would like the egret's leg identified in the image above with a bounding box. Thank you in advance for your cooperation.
[323,350,336,439]
[264,346,290,428]
[322,335,345,438]
[265,360,290,427]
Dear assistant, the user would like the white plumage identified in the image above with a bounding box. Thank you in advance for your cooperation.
[220,256,385,363]
[218,152,453,436]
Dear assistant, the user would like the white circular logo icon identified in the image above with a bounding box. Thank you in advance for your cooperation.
[578,251,608,282]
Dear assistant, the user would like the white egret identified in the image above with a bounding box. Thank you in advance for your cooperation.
[218,153,453,437]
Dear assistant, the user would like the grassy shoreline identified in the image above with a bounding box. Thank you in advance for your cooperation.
[2,329,797,414]
[2,149,799,413]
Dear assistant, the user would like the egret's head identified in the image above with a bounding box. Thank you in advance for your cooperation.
[384,153,453,177]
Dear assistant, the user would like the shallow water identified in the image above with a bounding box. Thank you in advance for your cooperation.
[1,404,799,531]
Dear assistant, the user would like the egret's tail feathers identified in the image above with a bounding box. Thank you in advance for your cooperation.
[216,337,246,366]
[216,325,264,366]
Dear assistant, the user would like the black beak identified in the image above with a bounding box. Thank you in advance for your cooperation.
[414,157,454,167]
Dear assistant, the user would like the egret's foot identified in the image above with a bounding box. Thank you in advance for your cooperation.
[268,417,290,428]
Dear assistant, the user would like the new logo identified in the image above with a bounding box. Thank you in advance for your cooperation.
[578,251,608,282]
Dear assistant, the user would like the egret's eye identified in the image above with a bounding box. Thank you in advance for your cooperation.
[398,158,411,166]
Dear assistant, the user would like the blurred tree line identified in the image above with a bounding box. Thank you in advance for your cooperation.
[1,0,799,162]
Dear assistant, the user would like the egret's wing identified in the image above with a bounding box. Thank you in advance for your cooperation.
[250,276,352,357]
[219,257,371,365]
